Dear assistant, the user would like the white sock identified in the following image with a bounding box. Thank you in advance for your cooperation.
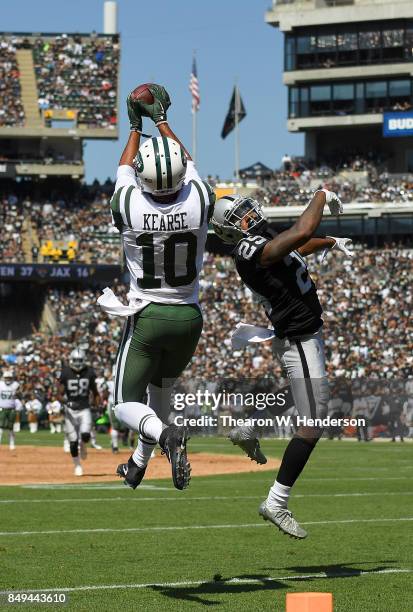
[0,428,3,444]
[147,383,173,423]
[114,402,165,442]
[111,429,119,448]
[266,480,291,509]
[132,436,156,468]
[9,432,15,448]
[90,430,97,445]
[72,456,81,467]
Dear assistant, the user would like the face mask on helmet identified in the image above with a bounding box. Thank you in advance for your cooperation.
[227,198,265,234]
[212,195,267,245]
[226,197,266,234]
[69,350,86,372]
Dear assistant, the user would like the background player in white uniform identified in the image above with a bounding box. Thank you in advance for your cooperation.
[101,85,214,491]
[0,370,20,450]
[46,400,64,434]
[25,393,43,433]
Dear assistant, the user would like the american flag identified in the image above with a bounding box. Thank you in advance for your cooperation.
[189,57,200,113]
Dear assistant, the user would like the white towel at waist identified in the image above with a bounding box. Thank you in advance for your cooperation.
[97,287,150,318]
[231,322,275,350]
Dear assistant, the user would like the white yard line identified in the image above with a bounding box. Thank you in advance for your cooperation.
[16,475,412,491]
[21,484,170,490]
[0,567,410,594]
[235,476,412,482]
[0,516,411,537]
[0,491,412,505]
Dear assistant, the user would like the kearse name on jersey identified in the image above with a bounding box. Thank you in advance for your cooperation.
[143,212,189,232]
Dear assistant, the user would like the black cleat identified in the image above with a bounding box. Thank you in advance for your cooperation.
[112,445,119,454]
[116,456,146,489]
[159,425,191,490]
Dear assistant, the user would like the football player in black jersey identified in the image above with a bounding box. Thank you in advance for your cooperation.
[212,188,353,538]
[59,348,100,476]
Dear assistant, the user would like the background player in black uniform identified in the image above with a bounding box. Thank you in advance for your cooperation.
[59,348,100,476]
[212,188,352,538]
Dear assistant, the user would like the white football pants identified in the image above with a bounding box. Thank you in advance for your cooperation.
[64,408,92,442]
[272,329,329,421]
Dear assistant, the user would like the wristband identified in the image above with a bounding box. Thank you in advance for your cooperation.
[315,188,333,203]
[130,128,153,138]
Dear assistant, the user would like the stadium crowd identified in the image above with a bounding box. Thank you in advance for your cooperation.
[0,33,118,129]
[0,183,120,264]
[0,195,25,263]
[0,37,25,127]
[1,151,413,266]
[255,155,413,207]
[30,194,120,264]
[7,247,413,408]
[33,34,119,130]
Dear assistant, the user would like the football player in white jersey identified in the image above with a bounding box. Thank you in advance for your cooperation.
[0,370,20,450]
[105,85,215,491]
[46,400,64,434]
[25,394,43,433]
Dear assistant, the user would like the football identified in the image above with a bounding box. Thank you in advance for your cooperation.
[130,83,154,104]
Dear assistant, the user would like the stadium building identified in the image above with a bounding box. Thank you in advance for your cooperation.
[260,0,413,244]
[266,0,413,171]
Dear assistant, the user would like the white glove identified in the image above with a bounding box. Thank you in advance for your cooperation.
[320,236,353,262]
[316,189,343,216]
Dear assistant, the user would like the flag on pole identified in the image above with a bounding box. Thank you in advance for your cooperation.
[221,86,246,139]
[189,57,200,114]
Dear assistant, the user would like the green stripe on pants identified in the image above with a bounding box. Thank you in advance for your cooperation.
[114,303,203,404]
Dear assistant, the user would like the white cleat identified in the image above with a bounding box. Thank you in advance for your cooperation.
[150,449,156,459]
[79,442,88,460]
[9,444,15,451]
[259,501,307,539]
[228,427,267,464]
[74,464,83,477]
[91,443,103,450]
[63,439,70,453]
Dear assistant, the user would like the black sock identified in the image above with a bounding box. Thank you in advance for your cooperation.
[277,436,316,487]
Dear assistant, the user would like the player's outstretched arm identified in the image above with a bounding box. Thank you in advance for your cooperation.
[118,93,143,167]
[118,130,141,168]
[157,122,192,161]
[259,191,337,267]
[298,236,353,259]
[297,237,336,256]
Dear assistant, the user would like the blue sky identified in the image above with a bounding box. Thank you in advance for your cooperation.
[2,0,304,182]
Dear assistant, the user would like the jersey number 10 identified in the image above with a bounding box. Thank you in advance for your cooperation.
[136,232,197,289]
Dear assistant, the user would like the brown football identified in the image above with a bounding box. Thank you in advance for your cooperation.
[130,83,154,104]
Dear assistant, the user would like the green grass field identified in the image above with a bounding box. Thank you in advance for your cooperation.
[0,435,412,611]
